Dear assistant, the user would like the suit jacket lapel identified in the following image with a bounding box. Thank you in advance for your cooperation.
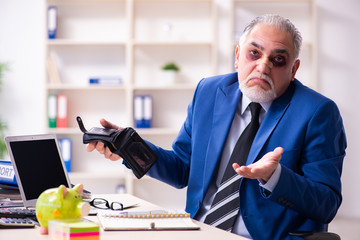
[246,82,295,165]
[202,81,241,196]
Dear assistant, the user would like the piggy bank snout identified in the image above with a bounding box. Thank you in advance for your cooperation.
[79,201,90,216]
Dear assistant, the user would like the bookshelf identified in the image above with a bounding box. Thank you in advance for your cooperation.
[44,0,317,201]
[44,0,217,195]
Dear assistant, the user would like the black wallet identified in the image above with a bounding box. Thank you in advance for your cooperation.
[76,116,158,179]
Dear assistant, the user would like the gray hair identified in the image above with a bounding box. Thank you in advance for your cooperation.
[239,14,302,59]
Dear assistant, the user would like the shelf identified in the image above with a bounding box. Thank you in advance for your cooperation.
[47,0,128,41]
[47,39,127,46]
[43,0,317,200]
[134,0,212,2]
[133,83,196,91]
[69,171,132,180]
[234,0,312,2]
[48,128,82,135]
[69,171,154,185]
[47,127,180,136]
[133,40,214,46]
[133,0,214,43]
[47,83,127,91]
[136,128,180,135]
[44,0,215,195]
[48,0,126,2]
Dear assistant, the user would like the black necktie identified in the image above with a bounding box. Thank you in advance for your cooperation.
[204,102,262,232]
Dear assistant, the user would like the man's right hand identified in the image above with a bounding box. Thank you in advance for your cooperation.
[85,118,122,161]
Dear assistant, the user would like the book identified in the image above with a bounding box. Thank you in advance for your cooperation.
[48,94,57,128]
[47,6,57,39]
[59,138,72,172]
[46,58,61,85]
[143,95,153,128]
[0,160,17,187]
[133,95,153,128]
[49,219,100,240]
[89,77,122,85]
[97,209,200,231]
[134,95,143,128]
[57,94,68,128]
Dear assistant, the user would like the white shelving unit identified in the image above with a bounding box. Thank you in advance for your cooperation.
[44,0,316,202]
[45,0,217,196]
[231,0,317,90]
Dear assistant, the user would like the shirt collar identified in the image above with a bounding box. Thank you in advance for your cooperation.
[240,94,272,115]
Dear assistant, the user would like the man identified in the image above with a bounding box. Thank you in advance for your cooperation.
[87,15,346,239]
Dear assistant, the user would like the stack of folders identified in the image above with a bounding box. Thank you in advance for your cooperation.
[48,94,68,128]
[97,209,200,231]
[134,95,153,128]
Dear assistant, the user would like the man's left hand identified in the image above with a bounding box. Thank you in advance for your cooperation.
[232,147,284,182]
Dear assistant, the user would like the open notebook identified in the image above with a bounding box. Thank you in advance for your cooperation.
[97,209,200,231]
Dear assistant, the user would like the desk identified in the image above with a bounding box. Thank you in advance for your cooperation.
[0,194,247,240]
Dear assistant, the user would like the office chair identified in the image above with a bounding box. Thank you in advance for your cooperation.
[289,231,340,240]
[289,224,341,240]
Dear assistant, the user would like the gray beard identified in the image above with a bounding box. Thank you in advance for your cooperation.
[239,74,277,103]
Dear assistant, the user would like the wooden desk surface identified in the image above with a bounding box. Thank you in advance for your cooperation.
[0,194,248,240]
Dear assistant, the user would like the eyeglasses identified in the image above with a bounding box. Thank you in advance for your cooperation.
[89,198,124,211]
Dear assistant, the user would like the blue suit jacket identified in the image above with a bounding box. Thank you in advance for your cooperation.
[146,72,346,239]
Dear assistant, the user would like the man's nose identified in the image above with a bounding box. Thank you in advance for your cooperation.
[256,57,272,74]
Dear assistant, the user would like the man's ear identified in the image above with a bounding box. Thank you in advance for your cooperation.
[291,59,300,81]
[234,45,240,69]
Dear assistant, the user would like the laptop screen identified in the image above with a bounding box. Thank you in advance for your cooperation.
[5,134,71,208]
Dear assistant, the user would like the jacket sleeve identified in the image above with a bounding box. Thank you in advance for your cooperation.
[144,79,207,189]
[264,99,346,223]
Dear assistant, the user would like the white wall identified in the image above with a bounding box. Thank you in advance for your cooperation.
[0,0,359,218]
[0,0,46,135]
[315,0,360,218]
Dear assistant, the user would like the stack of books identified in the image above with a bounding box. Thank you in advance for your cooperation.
[0,188,22,207]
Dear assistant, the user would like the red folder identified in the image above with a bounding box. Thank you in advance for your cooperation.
[56,94,67,128]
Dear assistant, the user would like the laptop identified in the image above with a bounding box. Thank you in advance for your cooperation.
[5,134,71,208]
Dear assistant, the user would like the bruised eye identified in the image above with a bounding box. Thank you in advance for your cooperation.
[271,56,286,67]
[248,49,260,61]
